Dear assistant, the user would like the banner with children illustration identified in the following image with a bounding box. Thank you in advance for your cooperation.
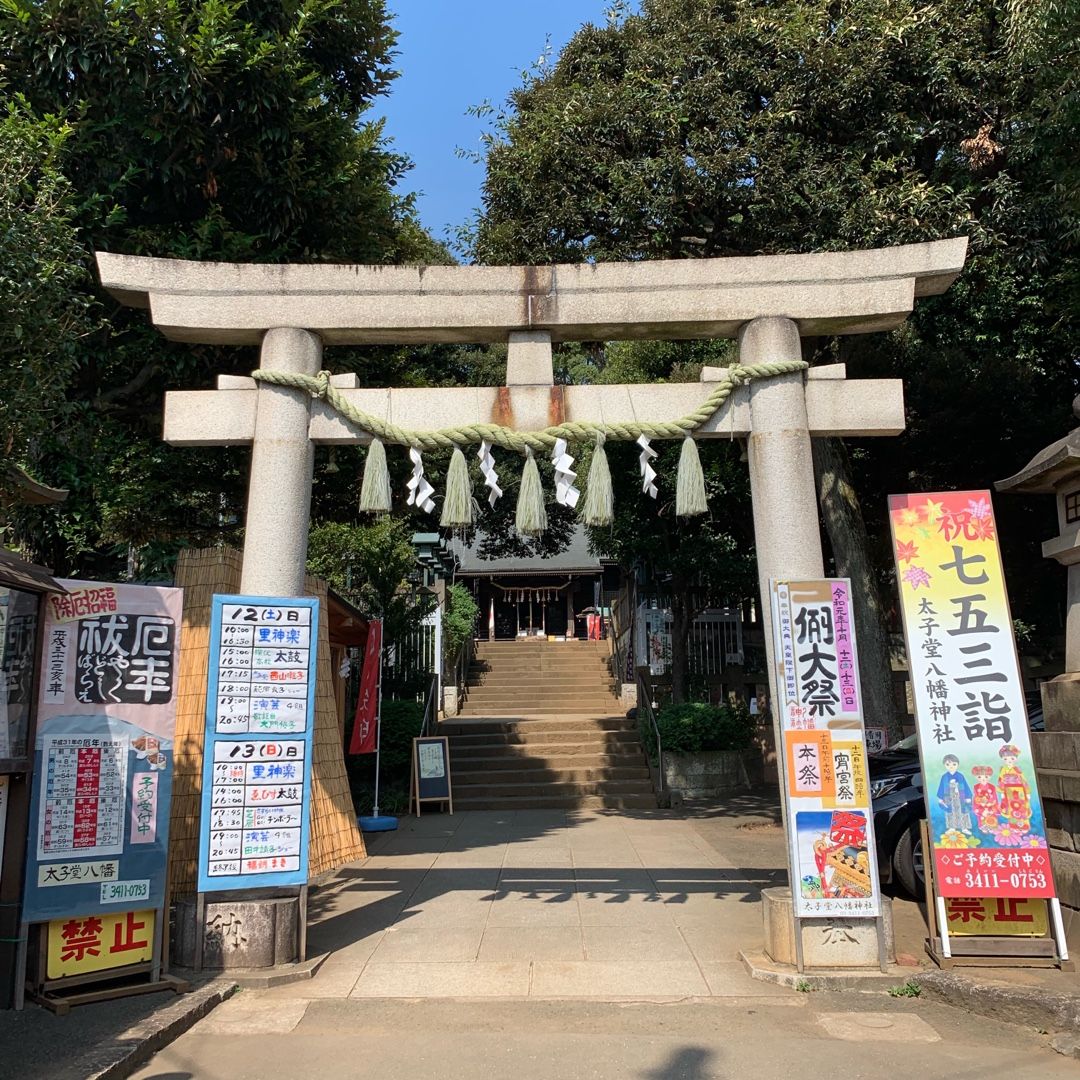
[22,581,183,921]
[770,579,882,918]
[889,492,1056,899]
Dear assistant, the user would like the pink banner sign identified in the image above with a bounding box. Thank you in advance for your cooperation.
[129,771,158,845]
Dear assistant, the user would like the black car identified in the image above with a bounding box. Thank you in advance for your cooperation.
[868,733,924,897]
[869,705,1044,898]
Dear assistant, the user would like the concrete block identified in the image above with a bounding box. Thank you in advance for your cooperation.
[1042,675,1080,733]
[661,750,760,797]
[174,896,300,970]
[1033,731,1080,772]
[761,887,895,969]
[1050,847,1080,910]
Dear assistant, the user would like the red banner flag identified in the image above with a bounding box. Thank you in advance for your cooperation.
[348,619,382,754]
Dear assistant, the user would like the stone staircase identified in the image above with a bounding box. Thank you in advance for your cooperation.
[443,640,657,810]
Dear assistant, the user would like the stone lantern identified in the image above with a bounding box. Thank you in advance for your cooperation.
[997,397,1080,908]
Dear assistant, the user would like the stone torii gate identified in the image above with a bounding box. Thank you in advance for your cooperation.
[96,237,967,685]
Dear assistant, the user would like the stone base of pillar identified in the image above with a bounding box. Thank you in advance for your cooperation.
[173,896,300,970]
[1035,675,1080,911]
[761,887,895,969]
[443,685,459,717]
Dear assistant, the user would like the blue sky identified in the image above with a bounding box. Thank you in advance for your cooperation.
[374,2,611,245]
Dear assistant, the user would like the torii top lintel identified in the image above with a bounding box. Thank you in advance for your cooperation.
[95,237,967,347]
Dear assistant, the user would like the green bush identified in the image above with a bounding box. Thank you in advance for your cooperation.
[345,697,424,808]
[655,700,756,754]
[444,583,479,660]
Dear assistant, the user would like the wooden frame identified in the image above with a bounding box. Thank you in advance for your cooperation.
[410,737,453,816]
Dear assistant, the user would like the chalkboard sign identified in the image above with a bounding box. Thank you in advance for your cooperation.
[410,736,452,816]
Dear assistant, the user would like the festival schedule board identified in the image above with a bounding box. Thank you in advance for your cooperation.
[197,596,318,893]
[22,582,183,923]
[889,492,1056,901]
[770,579,882,920]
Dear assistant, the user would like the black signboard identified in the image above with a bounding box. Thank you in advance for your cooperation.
[410,736,452,815]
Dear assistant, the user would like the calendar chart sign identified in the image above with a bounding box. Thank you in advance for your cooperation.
[198,596,318,892]
[22,582,182,922]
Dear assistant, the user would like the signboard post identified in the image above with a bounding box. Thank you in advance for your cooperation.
[889,491,1068,966]
[196,595,319,966]
[21,581,185,1008]
[769,578,885,973]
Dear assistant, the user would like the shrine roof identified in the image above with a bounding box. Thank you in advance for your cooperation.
[453,526,606,577]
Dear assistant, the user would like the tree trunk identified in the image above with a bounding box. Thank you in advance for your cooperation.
[669,587,692,705]
[812,436,903,741]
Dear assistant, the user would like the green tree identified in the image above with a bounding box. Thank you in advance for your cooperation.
[0,0,434,577]
[0,100,96,506]
[474,0,1079,732]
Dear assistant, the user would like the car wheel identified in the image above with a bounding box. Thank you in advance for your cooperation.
[892,823,925,899]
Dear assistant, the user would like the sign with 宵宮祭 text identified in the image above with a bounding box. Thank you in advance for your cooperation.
[769,579,882,919]
[22,582,182,922]
[889,491,1057,900]
[197,596,318,892]
[943,896,1048,936]
[46,908,155,978]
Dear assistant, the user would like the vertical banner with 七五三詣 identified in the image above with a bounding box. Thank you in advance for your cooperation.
[770,579,882,919]
[889,491,1057,900]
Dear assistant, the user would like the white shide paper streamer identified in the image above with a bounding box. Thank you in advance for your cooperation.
[406,447,436,514]
[551,437,580,509]
[477,440,503,507]
[637,434,658,499]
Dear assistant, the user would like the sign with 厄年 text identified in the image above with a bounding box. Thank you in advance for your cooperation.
[46,908,155,978]
[198,596,318,892]
[22,582,182,922]
[770,579,882,919]
[889,491,1057,900]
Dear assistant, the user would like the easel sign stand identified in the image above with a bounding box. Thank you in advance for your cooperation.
[410,736,453,816]
[889,492,1070,972]
[768,578,888,975]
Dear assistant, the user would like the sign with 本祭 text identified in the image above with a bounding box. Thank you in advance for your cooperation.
[47,908,155,978]
[889,491,1056,899]
[22,582,182,922]
[770,579,882,919]
[197,596,318,892]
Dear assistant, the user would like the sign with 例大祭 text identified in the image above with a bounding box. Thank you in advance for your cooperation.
[770,579,882,918]
[889,491,1057,899]
[197,596,318,892]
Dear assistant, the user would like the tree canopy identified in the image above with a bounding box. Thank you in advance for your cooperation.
[473,0,1079,703]
[0,0,440,576]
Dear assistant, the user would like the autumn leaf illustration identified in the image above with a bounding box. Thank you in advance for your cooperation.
[896,539,919,564]
[902,565,932,589]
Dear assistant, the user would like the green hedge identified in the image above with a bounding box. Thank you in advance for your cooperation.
[655,700,756,755]
[346,698,423,813]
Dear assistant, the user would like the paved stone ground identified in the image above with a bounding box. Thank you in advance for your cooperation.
[122,798,1080,1079]
[292,806,787,1000]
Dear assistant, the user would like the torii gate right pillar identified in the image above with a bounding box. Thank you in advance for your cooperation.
[741,317,826,683]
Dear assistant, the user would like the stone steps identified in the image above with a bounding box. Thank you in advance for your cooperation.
[447,643,654,811]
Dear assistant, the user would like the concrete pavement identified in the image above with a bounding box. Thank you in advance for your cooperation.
[120,800,1080,1078]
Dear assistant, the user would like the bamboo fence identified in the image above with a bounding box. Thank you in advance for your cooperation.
[169,547,365,898]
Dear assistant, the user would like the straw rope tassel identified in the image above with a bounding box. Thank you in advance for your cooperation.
[440,445,474,527]
[581,432,614,527]
[359,437,392,512]
[515,447,548,537]
[675,435,708,517]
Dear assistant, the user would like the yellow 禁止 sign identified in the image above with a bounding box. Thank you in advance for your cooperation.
[47,909,154,978]
[943,897,1048,936]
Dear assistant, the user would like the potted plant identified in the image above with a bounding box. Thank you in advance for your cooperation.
[655,700,761,797]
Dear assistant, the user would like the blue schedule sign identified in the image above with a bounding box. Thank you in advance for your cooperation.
[197,596,318,893]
